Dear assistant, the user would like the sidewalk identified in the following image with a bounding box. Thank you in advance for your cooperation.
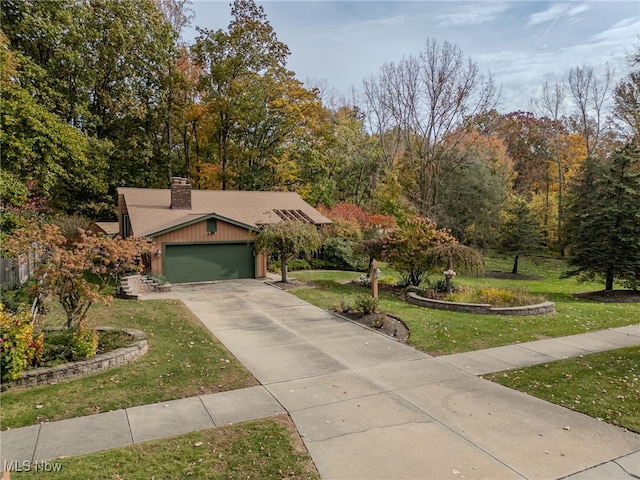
[1,280,639,479]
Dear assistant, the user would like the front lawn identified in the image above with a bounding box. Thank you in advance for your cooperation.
[1,299,257,430]
[11,416,319,479]
[483,346,640,433]
[287,255,639,356]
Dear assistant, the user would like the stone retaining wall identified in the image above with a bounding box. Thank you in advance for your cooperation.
[406,292,556,316]
[4,327,148,390]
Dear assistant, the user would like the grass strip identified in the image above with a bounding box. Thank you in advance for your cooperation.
[483,346,640,433]
[1,299,257,430]
[11,416,319,479]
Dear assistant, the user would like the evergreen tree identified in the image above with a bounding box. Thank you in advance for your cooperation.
[498,195,544,274]
[565,143,640,290]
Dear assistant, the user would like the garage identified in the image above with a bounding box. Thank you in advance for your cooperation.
[163,243,256,284]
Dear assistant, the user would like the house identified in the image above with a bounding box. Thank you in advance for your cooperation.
[117,179,331,284]
[93,221,120,237]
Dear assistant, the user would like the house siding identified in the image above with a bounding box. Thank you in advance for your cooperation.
[150,219,266,278]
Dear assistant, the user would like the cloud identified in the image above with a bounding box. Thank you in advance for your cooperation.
[528,3,590,26]
[589,17,640,46]
[350,14,417,29]
[437,2,510,26]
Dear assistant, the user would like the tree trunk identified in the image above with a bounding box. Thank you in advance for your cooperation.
[512,255,519,274]
[605,271,614,291]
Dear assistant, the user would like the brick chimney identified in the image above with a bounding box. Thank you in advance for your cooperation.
[170,177,191,210]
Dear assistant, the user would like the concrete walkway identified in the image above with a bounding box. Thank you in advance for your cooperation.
[2,280,639,479]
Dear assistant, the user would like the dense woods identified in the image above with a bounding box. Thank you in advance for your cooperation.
[2,0,639,289]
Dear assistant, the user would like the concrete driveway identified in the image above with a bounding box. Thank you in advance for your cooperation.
[166,280,640,480]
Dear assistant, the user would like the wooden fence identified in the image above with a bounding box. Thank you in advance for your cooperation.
[0,251,39,290]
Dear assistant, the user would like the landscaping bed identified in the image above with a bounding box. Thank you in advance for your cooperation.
[4,328,148,390]
[288,260,640,357]
[337,311,410,342]
[574,290,640,303]
[0,299,257,430]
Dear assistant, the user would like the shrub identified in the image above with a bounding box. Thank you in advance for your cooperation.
[41,329,75,366]
[0,305,42,382]
[287,259,311,271]
[71,323,98,360]
[445,287,543,307]
[309,258,335,270]
[39,328,122,366]
[378,274,398,286]
[354,295,378,315]
[426,277,448,293]
[96,330,132,354]
[322,237,367,271]
[333,298,353,314]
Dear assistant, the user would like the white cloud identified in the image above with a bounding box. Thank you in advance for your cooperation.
[589,17,640,46]
[437,2,510,26]
[528,3,590,26]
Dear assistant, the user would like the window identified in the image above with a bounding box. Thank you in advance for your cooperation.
[206,218,217,234]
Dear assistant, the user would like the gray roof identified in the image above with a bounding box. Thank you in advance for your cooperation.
[118,188,331,237]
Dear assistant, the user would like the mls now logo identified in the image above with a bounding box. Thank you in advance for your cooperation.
[3,460,63,472]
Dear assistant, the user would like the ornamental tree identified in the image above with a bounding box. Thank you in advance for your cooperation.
[255,221,322,283]
[319,203,396,241]
[3,224,151,329]
[382,217,456,286]
[319,203,396,274]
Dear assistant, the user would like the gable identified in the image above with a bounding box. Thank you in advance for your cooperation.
[153,216,255,244]
[147,213,256,239]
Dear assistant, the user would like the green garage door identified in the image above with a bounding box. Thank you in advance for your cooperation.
[164,243,255,283]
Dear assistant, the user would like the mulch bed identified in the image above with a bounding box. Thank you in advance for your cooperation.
[338,311,410,343]
[272,279,411,342]
[573,290,640,303]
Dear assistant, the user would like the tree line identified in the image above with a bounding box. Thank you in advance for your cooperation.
[1,0,639,289]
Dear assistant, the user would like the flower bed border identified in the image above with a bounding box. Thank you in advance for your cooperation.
[2,327,148,390]
[406,292,556,316]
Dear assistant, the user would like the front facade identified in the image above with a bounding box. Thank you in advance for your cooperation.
[118,180,330,284]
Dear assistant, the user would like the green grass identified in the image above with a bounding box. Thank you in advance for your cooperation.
[483,346,640,433]
[11,416,319,479]
[1,299,257,430]
[288,255,639,356]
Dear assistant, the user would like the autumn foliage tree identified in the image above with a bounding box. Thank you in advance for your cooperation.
[382,217,459,287]
[3,224,151,329]
[364,38,497,216]
[319,203,396,273]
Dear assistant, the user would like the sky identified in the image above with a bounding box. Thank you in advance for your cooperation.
[185,1,640,113]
